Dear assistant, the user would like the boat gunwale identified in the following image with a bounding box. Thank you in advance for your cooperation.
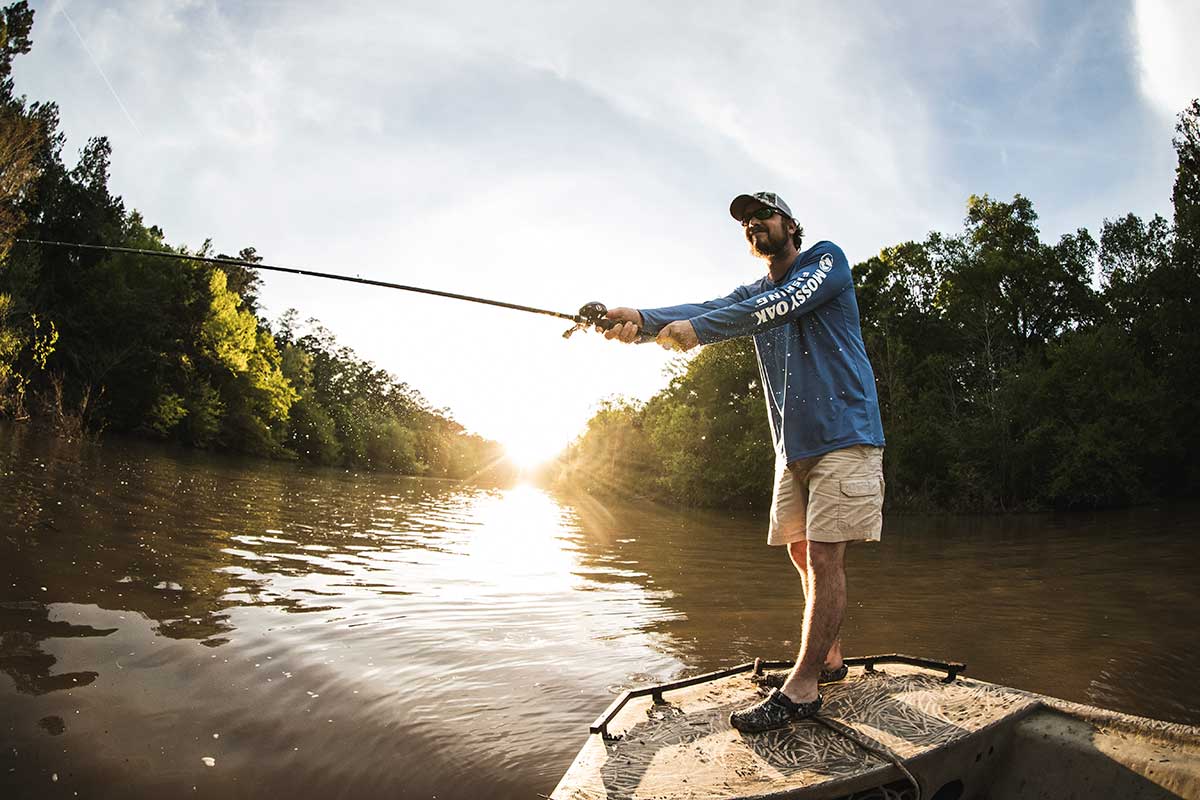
[590,654,966,739]
[1036,695,1200,746]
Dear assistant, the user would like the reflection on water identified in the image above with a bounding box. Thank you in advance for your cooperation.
[1,423,1198,799]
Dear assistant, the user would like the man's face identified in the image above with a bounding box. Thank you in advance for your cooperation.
[742,205,792,258]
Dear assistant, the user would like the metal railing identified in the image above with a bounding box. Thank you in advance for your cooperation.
[589,653,965,739]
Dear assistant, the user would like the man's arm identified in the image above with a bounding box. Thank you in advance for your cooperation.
[636,287,753,336]
[687,243,852,344]
[601,286,753,345]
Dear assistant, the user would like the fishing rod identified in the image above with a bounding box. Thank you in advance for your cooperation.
[15,238,653,342]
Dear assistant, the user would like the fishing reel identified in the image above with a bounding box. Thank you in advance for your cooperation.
[563,302,614,339]
[564,302,657,343]
[563,302,653,342]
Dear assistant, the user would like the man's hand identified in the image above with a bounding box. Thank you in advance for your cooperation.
[599,307,644,343]
[657,320,700,352]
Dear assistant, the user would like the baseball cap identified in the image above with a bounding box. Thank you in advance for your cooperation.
[729,191,795,222]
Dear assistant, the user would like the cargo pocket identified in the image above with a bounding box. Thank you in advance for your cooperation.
[838,476,883,539]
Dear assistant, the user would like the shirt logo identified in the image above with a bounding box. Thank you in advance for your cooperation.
[751,257,832,326]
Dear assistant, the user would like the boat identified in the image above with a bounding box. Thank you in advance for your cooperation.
[550,654,1200,800]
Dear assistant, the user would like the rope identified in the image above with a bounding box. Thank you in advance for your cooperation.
[814,714,923,800]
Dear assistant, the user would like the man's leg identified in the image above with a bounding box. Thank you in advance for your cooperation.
[731,447,882,732]
[786,540,844,672]
[781,540,847,703]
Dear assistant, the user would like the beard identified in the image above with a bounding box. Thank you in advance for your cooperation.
[747,226,789,258]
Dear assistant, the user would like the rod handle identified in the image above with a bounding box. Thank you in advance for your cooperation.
[593,317,657,344]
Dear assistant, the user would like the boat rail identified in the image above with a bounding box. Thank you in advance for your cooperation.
[589,653,965,739]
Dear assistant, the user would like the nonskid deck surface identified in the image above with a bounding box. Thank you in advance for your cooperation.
[552,663,1039,800]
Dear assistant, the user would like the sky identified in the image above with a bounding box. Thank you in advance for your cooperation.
[13,0,1200,464]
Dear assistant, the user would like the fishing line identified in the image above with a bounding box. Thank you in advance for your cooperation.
[15,238,652,341]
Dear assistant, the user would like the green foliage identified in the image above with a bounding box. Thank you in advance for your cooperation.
[1166,100,1200,488]
[181,374,223,447]
[0,106,41,257]
[642,338,772,508]
[0,2,32,77]
[199,269,256,372]
[0,291,23,409]
[0,3,504,480]
[562,339,771,509]
[271,316,505,478]
[0,296,54,417]
[561,397,652,497]
[146,392,187,436]
[860,192,1174,511]
[285,396,342,463]
[1018,327,1169,507]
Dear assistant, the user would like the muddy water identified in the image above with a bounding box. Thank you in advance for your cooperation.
[1,425,1198,799]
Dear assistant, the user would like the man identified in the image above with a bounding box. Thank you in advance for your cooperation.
[601,191,885,733]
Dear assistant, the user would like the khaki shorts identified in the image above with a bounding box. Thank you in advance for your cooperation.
[768,445,885,545]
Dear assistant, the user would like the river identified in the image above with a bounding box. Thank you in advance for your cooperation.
[1,425,1198,799]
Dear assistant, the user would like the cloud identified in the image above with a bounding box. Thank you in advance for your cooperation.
[46,1,955,247]
[1133,0,1200,119]
[14,0,1188,448]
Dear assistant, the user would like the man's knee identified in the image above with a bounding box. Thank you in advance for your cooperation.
[806,540,845,571]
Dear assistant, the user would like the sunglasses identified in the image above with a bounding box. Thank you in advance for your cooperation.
[741,207,778,225]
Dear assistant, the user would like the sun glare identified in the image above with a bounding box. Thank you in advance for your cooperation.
[487,393,588,470]
[503,432,566,470]
[494,410,581,470]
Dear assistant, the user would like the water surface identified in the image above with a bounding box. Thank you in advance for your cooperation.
[1,425,1197,798]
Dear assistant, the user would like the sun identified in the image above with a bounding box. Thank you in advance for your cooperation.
[492,409,580,470]
[478,398,586,471]
[502,431,567,470]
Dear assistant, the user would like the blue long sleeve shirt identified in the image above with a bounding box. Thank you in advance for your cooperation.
[638,241,885,464]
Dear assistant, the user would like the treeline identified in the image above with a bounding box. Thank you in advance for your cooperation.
[562,100,1200,512]
[0,3,507,480]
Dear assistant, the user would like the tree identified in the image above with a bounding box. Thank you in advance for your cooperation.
[0,2,32,81]
[0,0,504,480]
[1161,99,1200,490]
[568,182,1184,512]
[0,1,44,414]
[213,245,263,317]
[0,107,39,258]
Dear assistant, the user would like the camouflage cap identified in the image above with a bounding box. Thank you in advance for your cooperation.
[729,191,795,223]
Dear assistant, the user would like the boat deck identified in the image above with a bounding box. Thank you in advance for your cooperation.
[552,658,1200,800]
